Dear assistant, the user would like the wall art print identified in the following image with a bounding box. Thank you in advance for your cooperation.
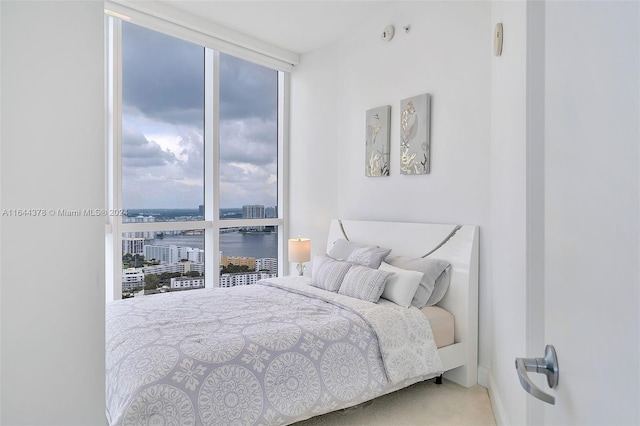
[365,105,391,177]
[400,93,431,175]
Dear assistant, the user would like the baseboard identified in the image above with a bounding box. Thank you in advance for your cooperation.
[478,365,489,388]
[487,370,508,426]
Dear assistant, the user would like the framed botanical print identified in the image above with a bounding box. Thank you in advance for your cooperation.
[365,105,391,177]
[400,93,431,175]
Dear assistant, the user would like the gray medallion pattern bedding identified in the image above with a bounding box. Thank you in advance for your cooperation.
[106,276,442,425]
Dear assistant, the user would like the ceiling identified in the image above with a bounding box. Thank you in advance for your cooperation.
[158,1,395,54]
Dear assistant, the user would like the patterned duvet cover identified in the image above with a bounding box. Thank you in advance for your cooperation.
[106,276,442,425]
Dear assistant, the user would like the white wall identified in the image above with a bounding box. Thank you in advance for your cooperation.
[291,0,493,370]
[290,2,541,424]
[333,3,491,230]
[488,1,529,424]
[0,0,4,419]
[289,45,341,253]
[0,1,106,424]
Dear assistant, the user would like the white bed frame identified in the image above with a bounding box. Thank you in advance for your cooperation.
[326,219,479,387]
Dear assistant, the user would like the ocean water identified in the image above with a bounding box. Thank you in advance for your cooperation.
[147,231,278,259]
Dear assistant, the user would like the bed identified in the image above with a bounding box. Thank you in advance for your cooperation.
[105,219,479,425]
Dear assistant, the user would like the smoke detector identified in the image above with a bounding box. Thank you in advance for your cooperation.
[381,25,395,41]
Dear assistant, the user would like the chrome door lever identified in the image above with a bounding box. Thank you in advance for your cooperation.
[515,345,559,405]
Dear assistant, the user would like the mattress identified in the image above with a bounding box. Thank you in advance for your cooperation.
[421,305,454,348]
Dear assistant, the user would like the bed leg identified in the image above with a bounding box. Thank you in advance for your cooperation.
[435,374,443,385]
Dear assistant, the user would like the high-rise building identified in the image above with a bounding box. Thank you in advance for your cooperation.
[122,238,145,255]
[242,204,265,219]
[144,244,179,264]
[242,204,265,231]
[265,206,276,218]
[256,258,278,274]
[170,277,204,289]
[198,204,204,217]
[122,268,145,290]
[123,215,156,239]
[142,261,204,275]
[187,248,205,263]
[219,271,276,288]
[176,246,192,261]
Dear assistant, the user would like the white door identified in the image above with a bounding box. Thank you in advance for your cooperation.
[521,1,640,424]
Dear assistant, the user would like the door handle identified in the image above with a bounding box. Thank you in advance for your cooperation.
[515,345,559,405]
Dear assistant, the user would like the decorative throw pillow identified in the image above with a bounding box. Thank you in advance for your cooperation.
[379,262,424,308]
[328,239,391,268]
[310,255,353,292]
[384,255,452,307]
[338,264,392,303]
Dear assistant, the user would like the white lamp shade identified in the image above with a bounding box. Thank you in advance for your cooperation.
[288,238,311,263]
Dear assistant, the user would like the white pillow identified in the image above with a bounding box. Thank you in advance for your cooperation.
[379,262,424,308]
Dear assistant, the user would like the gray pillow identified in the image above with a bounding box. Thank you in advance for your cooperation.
[338,264,392,303]
[384,255,452,307]
[310,255,353,292]
[428,265,452,306]
[328,239,391,268]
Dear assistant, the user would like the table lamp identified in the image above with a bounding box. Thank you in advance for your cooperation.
[288,236,311,276]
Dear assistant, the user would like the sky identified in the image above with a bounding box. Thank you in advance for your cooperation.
[121,22,278,210]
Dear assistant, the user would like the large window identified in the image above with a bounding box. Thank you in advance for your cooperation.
[121,23,205,215]
[106,18,286,300]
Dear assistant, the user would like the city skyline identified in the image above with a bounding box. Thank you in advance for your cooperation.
[121,231,279,296]
[121,201,279,295]
[123,205,277,212]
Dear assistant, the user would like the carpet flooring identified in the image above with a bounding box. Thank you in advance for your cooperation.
[295,378,496,426]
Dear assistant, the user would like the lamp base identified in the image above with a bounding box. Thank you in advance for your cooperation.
[296,263,305,276]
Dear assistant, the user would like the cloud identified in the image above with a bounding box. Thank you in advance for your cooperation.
[176,128,205,180]
[220,118,277,165]
[218,117,278,208]
[122,24,278,126]
[121,125,204,209]
[219,160,277,209]
[122,177,204,210]
[119,22,279,209]
[122,126,177,168]
[219,53,278,121]
[122,22,204,127]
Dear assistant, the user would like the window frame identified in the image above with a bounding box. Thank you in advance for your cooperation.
[105,16,289,301]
